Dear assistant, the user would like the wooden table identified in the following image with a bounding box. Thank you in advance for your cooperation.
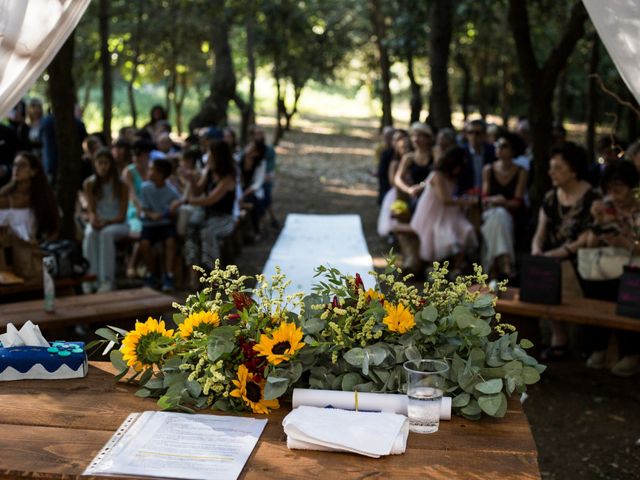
[496,287,640,332]
[0,287,175,330]
[0,362,540,479]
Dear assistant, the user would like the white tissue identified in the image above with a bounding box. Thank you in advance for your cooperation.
[0,321,50,348]
[283,406,410,458]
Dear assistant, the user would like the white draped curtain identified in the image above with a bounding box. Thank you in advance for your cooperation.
[0,0,90,119]
[582,0,640,106]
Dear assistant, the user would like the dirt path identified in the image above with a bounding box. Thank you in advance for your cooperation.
[228,114,640,480]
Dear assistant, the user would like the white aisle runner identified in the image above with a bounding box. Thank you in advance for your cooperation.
[261,214,375,298]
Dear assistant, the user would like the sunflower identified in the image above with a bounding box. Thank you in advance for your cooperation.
[230,364,280,414]
[178,311,220,338]
[364,288,385,303]
[120,317,175,372]
[383,302,415,334]
[253,322,305,365]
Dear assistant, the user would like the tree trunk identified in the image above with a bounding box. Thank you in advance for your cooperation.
[406,51,422,123]
[174,71,187,135]
[370,0,393,128]
[48,32,82,240]
[454,53,471,121]
[244,13,257,144]
[555,68,568,126]
[99,0,112,143]
[274,76,285,146]
[127,0,144,128]
[585,35,599,164]
[500,59,510,126]
[285,84,303,131]
[508,0,588,207]
[189,0,237,131]
[428,0,454,129]
[476,56,488,120]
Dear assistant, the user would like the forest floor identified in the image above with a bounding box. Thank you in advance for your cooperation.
[227,113,640,480]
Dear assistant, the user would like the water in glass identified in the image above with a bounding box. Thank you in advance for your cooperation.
[407,386,442,433]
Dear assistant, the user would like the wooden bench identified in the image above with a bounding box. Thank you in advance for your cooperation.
[496,287,640,332]
[0,274,97,302]
[0,287,175,330]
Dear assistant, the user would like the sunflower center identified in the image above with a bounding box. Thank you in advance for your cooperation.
[272,341,291,355]
[245,381,262,403]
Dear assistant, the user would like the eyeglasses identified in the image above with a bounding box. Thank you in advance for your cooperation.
[466,130,483,135]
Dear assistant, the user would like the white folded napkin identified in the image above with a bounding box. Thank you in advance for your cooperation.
[282,406,409,458]
[0,321,50,348]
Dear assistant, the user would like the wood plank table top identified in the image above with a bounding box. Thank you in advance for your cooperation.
[496,287,640,332]
[0,287,175,329]
[0,362,540,480]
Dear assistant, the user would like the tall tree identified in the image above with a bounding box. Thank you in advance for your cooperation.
[508,0,588,205]
[428,0,455,129]
[99,0,112,142]
[48,33,82,240]
[189,0,238,130]
[585,33,599,163]
[369,0,393,128]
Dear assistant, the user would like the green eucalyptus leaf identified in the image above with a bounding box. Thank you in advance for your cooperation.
[470,319,492,337]
[135,388,151,398]
[468,348,486,367]
[475,378,503,395]
[207,338,234,362]
[473,294,494,309]
[342,372,364,391]
[364,344,388,365]
[303,317,326,335]
[139,368,153,386]
[452,392,471,408]
[452,305,475,329]
[505,376,516,395]
[419,305,438,323]
[420,323,437,335]
[522,366,541,384]
[212,399,231,411]
[343,348,365,367]
[172,313,186,325]
[362,350,370,376]
[354,382,375,392]
[186,380,202,398]
[264,376,289,400]
[145,378,164,390]
[95,327,119,342]
[109,349,127,371]
[520,339,534,349]
[478,393,505,417]
[157,395,178,410]
[461,398,481,416]
[404,345,421,362]
[107,325,129,337]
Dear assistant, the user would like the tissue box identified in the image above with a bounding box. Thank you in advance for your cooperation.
[0,341,88,381]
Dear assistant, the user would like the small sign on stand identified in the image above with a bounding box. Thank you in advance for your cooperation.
[616,266,640,318]
[519,255,562,305]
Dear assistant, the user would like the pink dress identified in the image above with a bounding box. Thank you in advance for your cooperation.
[410,172,477,262]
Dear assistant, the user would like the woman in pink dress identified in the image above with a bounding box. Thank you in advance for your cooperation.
[410,147,478,271]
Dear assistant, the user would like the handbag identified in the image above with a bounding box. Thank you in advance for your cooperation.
[577,246,640,280]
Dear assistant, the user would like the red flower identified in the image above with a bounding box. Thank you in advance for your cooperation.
[354,273,365,292]
[228,313,241,321]
[332,296,341,309]
[232,292,253,311]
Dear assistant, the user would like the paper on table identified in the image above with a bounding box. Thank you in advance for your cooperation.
[292,388,451,420]
[283,406,409,458]
[84,411,267,480]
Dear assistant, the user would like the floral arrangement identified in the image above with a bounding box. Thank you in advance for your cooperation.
[92,258,544,419]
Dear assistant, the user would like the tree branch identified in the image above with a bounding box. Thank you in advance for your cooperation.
[507,0,540,90]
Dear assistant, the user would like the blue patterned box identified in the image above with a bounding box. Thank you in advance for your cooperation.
[0,341,88,381]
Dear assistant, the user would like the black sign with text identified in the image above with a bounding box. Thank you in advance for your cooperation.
[519,255,562,305]
[616,267,640,319]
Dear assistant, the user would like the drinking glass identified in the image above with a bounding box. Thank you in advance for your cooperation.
[403,359,449,433]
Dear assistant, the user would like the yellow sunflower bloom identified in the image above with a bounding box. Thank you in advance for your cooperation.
[253,322,305,365]
[383,303,415,334]
[230,364,279,414]
[178,311,220,338]
[364,288,385,303]
[120,317,175,372]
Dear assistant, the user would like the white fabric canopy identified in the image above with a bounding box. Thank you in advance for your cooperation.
[0,0,90,119]
[583,0,640,105]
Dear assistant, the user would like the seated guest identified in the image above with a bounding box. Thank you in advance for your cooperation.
[459,119,495,193]
[0,152,59,242]
[581,160,640,376]
[409,146,478,274]
[481,132,528,278]
[82,149,129,293]
[182,140,237,286]
[377,133,411,238]
[139,159,182,292]
[111,137,132,175]
[239,138,267,237]
[394,122,434,210]
[376,126,395,205]
[531,143,601,360]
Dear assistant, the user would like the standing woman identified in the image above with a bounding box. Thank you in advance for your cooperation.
[183,140,236,283]
[481,132,528,278]
[83,149,129,292]
[0,151,59,242]
[394,122,435,209]
[531,143,601,360]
